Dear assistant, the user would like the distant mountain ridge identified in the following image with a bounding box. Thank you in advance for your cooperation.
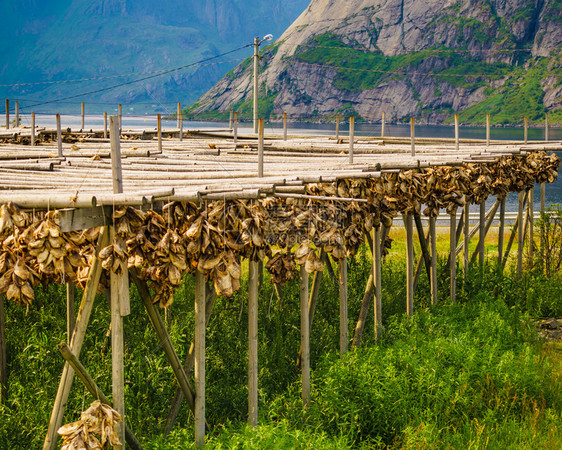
[190,0,562,125]
[0,0,309,113]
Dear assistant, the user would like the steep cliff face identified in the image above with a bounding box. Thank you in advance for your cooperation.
[191,0,562,124]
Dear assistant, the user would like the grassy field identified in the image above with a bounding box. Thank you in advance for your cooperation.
[0,223,561,449]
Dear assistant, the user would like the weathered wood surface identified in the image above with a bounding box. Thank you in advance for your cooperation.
[0,131,555,208]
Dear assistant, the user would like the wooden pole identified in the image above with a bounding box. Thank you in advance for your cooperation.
[373,225,382,340]
[5,99,8,129]
[463,198,470,277]
[258,118,264,177]
[296,254,324,369]
[31,112,35,146]
[410,118,415,156]
[335,114,340,141]
[118,104,122,131]
[66,283,75,341]
[524,116,528,144]
[502,192,528,270]
[498,197,506,269]
[517,191,525,277]
[541,183,546,214]
[0,295,7,404]
[163,283,216,436]
[229,109,233,129]
[233,111,238,146]
[15,101,19,128]
[248,260,258,427]
[479,200,486,268]
[157,114,162,154]
[179,107,183,142]
[339,258,348,355]
[194,270,206,447]
[540,182,545,271]
[445,208,465,270]
[486,113,490,147]
[81,102,85,130]
[104,112,108,139]
[110,116,123,194]
[110,114,127,449]
[110,255,126,450]
[450,210,457,302]
[283,113,287,141]
[429,215,438,305]
[56,114,63,157]
[381,111,385,138]
[454,113,459,151]
[177,103,181,129]
[413,213,432,287]
[57,343,143,450]
[43,227,109,450]
[253,37,259,134]
[349,116,355,163]
[300,266,310,407]
[528,188,534,263]
[545,113,549,141]
[405,212,414,315]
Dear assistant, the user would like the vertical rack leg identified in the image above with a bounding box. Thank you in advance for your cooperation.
[248,261,258,427]
[450,211,457,302]
[194,271,206,447]
[0,295,7,404]
[66,283,75,341]
[429,215,437,305]
[479,200,486,269]
[517,191,525,277]
[110,249,126,449]
[463,199,470,278]
[528,188,534,263]
[373,226,382,340]
[300,267,310,407]
[498,197,505,270]
[405,212,414,316]
[339,258,348,355]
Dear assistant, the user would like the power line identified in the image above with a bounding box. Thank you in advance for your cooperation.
[22,46,251,109]
[0,58,245,88]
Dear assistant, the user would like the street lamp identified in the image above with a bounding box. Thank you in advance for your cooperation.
[253,34,273,133]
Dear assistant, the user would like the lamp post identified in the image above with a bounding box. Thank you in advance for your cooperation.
[253,34,273,134]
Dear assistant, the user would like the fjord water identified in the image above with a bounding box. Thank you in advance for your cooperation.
[23,114,562,213]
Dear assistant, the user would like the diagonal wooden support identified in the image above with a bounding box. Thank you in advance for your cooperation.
[163,282,216,436]
[456,199,501,254]
[445,208,464,270]
[129,268,198,418]
[502,192,528,270]
[469,199,501,265]
[0,295,7,404]
[44,226,109,450]
[413,213,432,283]
[57,342,143,450]
[351,224,389,349]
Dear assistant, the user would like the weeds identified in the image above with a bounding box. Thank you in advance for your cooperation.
[0,240,561,448]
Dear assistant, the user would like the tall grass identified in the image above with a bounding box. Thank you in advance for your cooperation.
[0,243,561,448]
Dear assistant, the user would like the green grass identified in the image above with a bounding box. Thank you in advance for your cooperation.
[1,236,562,448]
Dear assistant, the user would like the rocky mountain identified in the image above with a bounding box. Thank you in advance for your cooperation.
[190,0,562,125]
[0,0,309,113]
